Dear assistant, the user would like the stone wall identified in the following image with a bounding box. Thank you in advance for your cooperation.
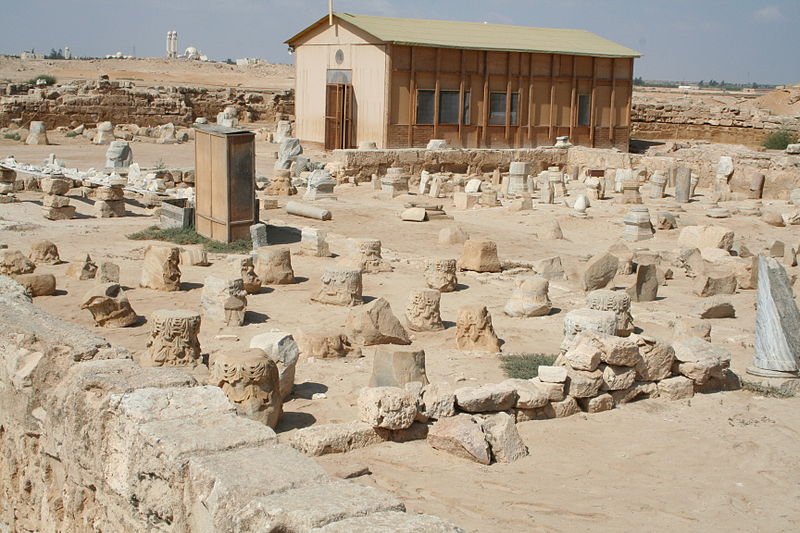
[631,94,800,147]
[0,80,294,128]
[0,276,459,532]
[331,147,569,181]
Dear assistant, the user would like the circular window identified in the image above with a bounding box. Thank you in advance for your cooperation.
[335,49,344,65]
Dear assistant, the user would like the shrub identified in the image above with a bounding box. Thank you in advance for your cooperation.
[27,74,57,86]
[3,132,21,141]
[762,129,797,150]
[127,226,252,254]
[499,353,558,379]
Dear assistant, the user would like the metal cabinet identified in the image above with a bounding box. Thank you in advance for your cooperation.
[194,125,256,243]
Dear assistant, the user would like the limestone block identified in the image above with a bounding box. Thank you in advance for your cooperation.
[539,219,564,240]
[692,297,736,319]
[529,377,566,401]
[299,227,331,257]
[346,297,410,345]
[454,383,516,412]
[349,238,392,273]
[453,192,479,209]
[95,199,126,218]
[295,328,357,359]
[565,366,603,398]
[95,185,125,201]
[578,393,614,413]
[657,376,695,400]
[537,365,568,383]
[562,308,617,349]
[458,239,501,272]
[479,411,528,463]
[499,379,549,409]
[25,121,49,145]
[232,481,405,533]
[201,276,246,322]
[12,273,55,296]
[533,255,565,280]
[358,387,417,430]
[693,272,737,297]
[586,289,635,337]
[581,252,619,291]
[28,240,60,264]
[401,207,428,221]
[180,245,209,266]
[42,205,76,220]
[291,422,386,456]
[595,334,641,367]
[369,347,429,387]
[601,364,637,391]
[98,261,120,283]
[762,210,785,227]
[563,333,602,371]
[254,246,295,284]
[42,182,73,200]
[545,396,581,418]
[627,263,659,302]
[635,339,675,381]
[0,250,36,275]
[427,414,491,465]
[249,331,300,401]
[456,305,501,352]
[678,225,734,251]
[418,383,456,420]
[80,283,138,327]
[140,245,181,291]
[66,254,98,280]
[310,511,462,532]
[185,444,327,531]
[672,338,731,385]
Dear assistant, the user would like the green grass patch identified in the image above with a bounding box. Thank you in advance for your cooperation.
[3,132,21,141]
[762,129,797,150]
[499,353,558,379]
[27,74,57,86]
[127,226,252,254]
[64,131,78,138]
[741,379,796,398]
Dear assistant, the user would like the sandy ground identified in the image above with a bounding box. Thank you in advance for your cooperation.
[2,137,800,532]
[0,57,294,90]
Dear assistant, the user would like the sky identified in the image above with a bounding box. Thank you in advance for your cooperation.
[1,0,798,85]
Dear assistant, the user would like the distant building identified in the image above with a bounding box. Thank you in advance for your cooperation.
[286,13,640,150]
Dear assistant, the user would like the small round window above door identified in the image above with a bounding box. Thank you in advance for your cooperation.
[335,49,344,65]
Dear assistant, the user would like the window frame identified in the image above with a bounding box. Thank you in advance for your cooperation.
[488,91,520,126]
[577,94,591,127]
[415,89,436,125]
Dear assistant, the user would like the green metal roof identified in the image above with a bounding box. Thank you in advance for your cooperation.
[287,13,640,59]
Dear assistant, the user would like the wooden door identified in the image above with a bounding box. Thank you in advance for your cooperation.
[325,83,354,150]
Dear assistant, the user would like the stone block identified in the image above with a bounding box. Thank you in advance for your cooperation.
[565,366,603,398]
[657,376,695,400]
[454,383,516,413]
[479,412,528,463]
[291,422,386,456]
[427,414,491,465]
[537,365,567,383]
[578,393,614,413]
[310,511,462,532]
[458,239,501,272]
[358,387,417,430]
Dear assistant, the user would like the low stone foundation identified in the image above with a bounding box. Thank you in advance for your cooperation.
[0,276,460,532]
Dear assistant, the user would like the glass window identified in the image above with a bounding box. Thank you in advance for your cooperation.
[578,94,591,126]
[416,90,435,124]
[439,91,460,124]
[326,69,352,84]
[489,92,506,125]
[463,91,471,126]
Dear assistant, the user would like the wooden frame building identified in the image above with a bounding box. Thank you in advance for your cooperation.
[286,13,640,151]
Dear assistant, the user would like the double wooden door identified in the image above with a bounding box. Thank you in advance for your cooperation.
[325,83,354,150]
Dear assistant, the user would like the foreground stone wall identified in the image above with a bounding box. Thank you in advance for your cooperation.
[0,80,294,128]
[0,276,459,532]
[631,94,800,147]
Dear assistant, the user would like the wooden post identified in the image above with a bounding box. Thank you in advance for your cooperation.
[516,52,523,148]
[527,53,534,144]
[505,52,512,144]
[408,47,416,148]
[482,50,489,148]
[383,44,392,149]
[590,56,597,147]
[610,58,616,144]
[433,48,441,139]
[569,56,576,141]
[548,54,555,142]
[458,49,465,147]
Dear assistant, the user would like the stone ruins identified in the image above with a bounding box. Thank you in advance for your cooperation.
[1,58,799,533]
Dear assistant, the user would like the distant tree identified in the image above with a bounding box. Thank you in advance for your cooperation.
[633,76,644,86]
[225,58,235,65]
[45,48,64,60]
[698,80,704,87]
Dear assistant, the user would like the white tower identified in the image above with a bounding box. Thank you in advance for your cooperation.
[166,31,178,59]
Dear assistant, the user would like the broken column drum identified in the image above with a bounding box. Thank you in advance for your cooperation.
[749,173,765,200]
[649,172,667,199]
[352,238,391,273]
[405,289,445,332]
[286,201,332,221]
[674,166,692,203]
[381,167,410,197]
[210,348,283,428]
[143,309,202,367]
[424,258,458,292]
[312,267,363,306]
[623,206,654,241]
[586,289,634,337]
[456,305,501,352]
[506,162,530,196]
[621,180,643,204]
[194,125,256,243]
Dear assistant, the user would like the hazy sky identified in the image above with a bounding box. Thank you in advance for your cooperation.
[2,0,797,84]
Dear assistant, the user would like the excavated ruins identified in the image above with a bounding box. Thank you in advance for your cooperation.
[1,58,800,532]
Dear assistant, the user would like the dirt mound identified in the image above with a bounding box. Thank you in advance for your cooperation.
[748,85,800,116]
